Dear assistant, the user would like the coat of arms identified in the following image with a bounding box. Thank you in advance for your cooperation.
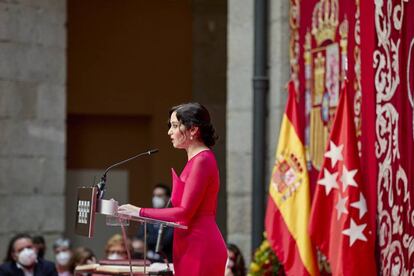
[303,0,348,170]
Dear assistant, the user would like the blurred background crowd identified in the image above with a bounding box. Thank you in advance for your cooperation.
[0,233,247,276]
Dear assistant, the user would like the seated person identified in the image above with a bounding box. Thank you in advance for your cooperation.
[131,237,145,260]
[53,238,72,276]
[0,233,57,276]
[68,247,97,274]
[104,234,130,260]
[136,183,173,262]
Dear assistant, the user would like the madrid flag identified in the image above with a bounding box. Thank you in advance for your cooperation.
[265,81,318,276]
[309,81,377,275]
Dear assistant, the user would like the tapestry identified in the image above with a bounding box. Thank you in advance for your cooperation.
[374,0,414,273]
[287,0,414,273]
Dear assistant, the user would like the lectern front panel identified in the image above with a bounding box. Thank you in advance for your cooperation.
[75,187,97,238]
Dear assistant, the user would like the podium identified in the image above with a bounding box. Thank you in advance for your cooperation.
[74,261,172,276]
[74,187,187,275]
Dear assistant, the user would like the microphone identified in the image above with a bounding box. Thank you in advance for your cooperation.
[155,199,171,254]
[96,149,159,199]
[155,223,171,271]
[155,224,166,254]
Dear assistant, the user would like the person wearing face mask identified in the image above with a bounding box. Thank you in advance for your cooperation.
[0,233,58,276]
[135,183,173,262]
[53,238,72,276]
[151,184,170,209]
[104,234,130,260]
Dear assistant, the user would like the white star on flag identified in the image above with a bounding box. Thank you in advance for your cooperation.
[350,192,368,219]
[341,165,358,191]
[342,218,367,246]
[318,168,339,196]
[324,141,344,167]
[335,194,348,220]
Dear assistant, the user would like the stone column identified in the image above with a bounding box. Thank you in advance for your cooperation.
[192,0,228,237]
[227,0,254,261]
[227,0,290,263]
[0,0,66,260]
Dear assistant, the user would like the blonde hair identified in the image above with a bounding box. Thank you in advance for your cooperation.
[105,234,131,253]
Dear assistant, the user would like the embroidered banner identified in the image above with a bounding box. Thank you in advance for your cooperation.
[373,0,414,273]
[285,0,412,273]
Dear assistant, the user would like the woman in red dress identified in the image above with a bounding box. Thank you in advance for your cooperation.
[118,102,227,276]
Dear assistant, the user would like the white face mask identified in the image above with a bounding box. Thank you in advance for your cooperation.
[152,196,166,208]
[18,248,37,267]
[55,251,71,266]
[107,253,123,260]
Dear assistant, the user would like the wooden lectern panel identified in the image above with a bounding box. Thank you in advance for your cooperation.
[75,187,97,237]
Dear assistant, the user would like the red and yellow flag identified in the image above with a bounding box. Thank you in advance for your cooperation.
[265,81,318,276]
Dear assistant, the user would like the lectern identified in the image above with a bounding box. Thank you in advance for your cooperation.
[74,187,186,275]
[74,150,186,275]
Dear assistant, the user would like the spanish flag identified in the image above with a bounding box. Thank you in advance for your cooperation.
[265,81,318,276]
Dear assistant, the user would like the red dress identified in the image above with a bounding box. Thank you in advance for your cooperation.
[140,150,227,276]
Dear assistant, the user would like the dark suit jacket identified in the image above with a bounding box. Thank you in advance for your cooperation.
[137,222,174,262]
[0,259,58,276]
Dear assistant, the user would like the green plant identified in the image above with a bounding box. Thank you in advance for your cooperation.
[248,238,284,276]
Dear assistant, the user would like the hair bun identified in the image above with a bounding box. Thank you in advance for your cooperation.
[169,102,218,148]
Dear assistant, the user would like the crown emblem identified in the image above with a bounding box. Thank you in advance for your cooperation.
[312,0,339,46]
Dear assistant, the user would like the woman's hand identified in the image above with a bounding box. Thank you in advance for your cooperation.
[117,204,141,217]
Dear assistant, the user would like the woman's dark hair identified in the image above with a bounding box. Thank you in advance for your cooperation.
[154,183,171,197]
[4,233,32,262]
[69,246,96,273]
[32,235,46,259]
[168,102,218,147]
[227,243,246,276]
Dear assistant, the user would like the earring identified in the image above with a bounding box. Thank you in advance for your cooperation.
[190,136,193,140]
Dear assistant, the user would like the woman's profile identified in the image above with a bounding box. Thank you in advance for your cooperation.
[118,102,227,276]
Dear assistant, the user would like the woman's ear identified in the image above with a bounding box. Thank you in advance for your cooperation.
[190,126,199,137]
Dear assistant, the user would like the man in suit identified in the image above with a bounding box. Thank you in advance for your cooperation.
[0,233,57,276]
[136,183,173,262]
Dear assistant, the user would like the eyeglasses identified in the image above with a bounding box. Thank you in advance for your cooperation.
[107,250,127,255]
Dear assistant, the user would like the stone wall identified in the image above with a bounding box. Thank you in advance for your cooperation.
[0,0,66,259]
[227,0,290,262]
[192,0,228,237]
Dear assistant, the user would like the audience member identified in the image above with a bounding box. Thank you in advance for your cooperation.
[131,237,145,259]
[68,247,96,275]
[225,243,246,276]
[0,233,57,276]
[32,235,46,259]
[53,238,72,276]
[136,183,173,262]
[104,234,130,260]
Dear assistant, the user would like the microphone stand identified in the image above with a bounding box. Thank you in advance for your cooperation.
[96,149,159,199]
[94,148,158,275]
